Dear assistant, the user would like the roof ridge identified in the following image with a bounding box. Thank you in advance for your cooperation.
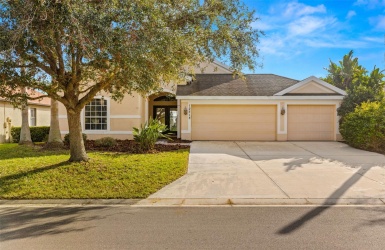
[246,73,299,81]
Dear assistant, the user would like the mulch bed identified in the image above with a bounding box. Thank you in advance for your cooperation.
[165,138,192,144]
[84,140,189,153]
[39,140,190,153]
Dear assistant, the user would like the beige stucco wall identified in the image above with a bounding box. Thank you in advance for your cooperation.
[181,102,189,131]
[279,102,285,132]
[0,101,50,143]
[110,118,141,131]
[110,94,142,115]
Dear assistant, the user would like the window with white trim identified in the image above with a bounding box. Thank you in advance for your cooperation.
[30,108,36,126]
[84,98,107,130]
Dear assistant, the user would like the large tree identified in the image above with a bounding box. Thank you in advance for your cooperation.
[0,0,262,161]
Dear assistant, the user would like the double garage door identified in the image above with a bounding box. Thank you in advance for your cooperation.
[190,105,335,141]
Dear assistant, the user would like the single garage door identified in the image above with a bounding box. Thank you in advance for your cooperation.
[287,105,335,141]
[191,105,276,140]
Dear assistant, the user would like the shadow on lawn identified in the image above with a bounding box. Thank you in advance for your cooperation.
[0,145,69,161]
[0,161,70,183]
[277,166,371,235]
[0,161,71,197]
[0,206,106,242]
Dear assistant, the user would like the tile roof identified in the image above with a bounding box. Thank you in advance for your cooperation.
[176,74,299,96]
[0,89,51,106]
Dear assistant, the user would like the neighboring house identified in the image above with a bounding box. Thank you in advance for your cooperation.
[58,62,346,141]
[0,91,51,143]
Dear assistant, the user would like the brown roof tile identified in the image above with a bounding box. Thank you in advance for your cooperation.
[176,74,299,96]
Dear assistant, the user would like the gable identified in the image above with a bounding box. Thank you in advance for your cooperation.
[289,81,337,94]
[274,76,346,96]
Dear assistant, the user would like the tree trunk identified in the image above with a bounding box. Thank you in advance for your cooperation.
[19,89,33,145]
[67,110,88,162]
[46,99,64,148]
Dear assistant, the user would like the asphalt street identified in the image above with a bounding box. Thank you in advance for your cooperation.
[1,206,385,249]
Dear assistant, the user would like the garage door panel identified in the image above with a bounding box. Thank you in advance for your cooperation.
[191,105,276,141]
[193,113,275,122]
[288,105,335,141]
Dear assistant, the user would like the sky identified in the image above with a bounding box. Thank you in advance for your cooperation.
[238,0,385,80]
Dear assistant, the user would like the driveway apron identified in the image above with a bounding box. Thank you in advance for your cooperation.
[148,141,385,201]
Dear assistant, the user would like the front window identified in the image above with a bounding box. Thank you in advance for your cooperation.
[84,98,107,130]
[30,108,36,126]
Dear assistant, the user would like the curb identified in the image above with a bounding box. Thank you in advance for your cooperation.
[133,198,385,207]
[1,198,384,207]
[0,199,141,207]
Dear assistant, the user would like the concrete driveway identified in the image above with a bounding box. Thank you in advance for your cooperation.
[143,141,385,206]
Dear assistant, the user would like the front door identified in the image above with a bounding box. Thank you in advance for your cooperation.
[153,106,177,134]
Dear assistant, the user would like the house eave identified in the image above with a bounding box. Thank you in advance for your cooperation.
[176,95,345,100]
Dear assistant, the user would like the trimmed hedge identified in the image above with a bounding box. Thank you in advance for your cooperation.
[95,137,117,147]
[11,126,50,143]
[63,133,87,145]
[340,101,385,152]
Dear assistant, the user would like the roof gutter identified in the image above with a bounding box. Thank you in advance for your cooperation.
[176,95,344,100]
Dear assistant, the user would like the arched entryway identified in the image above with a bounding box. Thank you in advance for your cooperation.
[148,93,178,135]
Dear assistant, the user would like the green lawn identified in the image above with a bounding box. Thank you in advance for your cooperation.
[0,144,189,199]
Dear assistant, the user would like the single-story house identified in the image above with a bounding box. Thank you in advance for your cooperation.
[58,62,346,141]
[0,91,51,143]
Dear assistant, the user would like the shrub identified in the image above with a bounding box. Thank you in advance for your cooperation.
[63,133,88,145]
[133,118,170,152]
[11,126,50,142]
[340,101,385,152]
[95,137,117,147]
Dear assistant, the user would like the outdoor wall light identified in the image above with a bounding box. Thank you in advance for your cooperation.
[280,107,286,115]
[184,106,188,115]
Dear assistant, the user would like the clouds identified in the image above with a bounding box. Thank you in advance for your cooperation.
[346,10,356,19]
[255,1,341,58]
[288,16,336,35]
[280,1,326,18]
[254,0,382,59]
[369,15,385,30]
[354,0,385,8]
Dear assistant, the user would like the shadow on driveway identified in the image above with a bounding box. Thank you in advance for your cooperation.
[277,166,371,234]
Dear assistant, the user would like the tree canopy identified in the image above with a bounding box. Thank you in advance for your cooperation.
[0,0,263,161]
